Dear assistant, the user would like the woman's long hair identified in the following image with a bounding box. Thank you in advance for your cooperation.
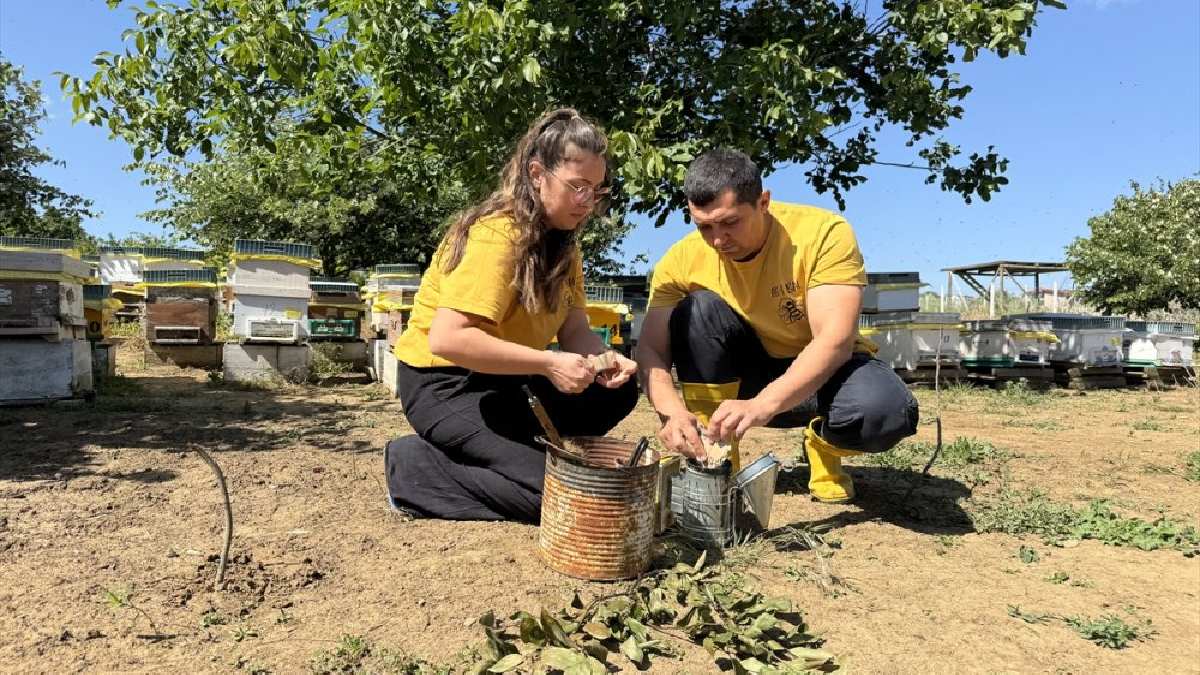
[440,108,608,314]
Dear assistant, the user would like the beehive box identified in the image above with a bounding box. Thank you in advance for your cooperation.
[143,269,219,344]
[83,284,115,341]
[139,246,208,272]
[860,312,961,371]
[0,279,85,339]
[959,319,1055,368]
[308,319,358,339]
[229,239,317,294]
[385,309,411,347]
[0,339,93,403]
[368,338,389,380]
[381,349,400,397]
[0,236,79,255]
[1124,321,1195,367]
[862,272,922,314]
[231,295,308,342]
[310,278,361,305]
[1007,313,1125,367]
[366,264,420,332]
[99,246,144,284]
[0,249,92,279]
[309,279,362,338]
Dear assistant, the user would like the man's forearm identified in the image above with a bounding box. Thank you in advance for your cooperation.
[637,355,689,420]
[754,339,854,416]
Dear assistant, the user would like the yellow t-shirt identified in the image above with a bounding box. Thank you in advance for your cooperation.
[394,214,586,368]
[647,201,869,358]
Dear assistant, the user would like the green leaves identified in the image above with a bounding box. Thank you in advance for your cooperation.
[520,56,541,83]
[0,58,98,244]
[485,653,524,672]
[541,646,605,674]
[1067,179,1200,315]
[64,0,1065,269]
[459,550,832,673]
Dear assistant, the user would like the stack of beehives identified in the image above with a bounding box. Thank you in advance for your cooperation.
[142,266,219,344]
[858,272,962,384]
[1122,321,1196,388]
[583,282,631,351]
[0,237,95,403]
[361,264,419,394]
[308,278,364,341]
[958,318,1057,388]
[1006,313,1127,389]
[228,239,319,343]
[363,263,420,342]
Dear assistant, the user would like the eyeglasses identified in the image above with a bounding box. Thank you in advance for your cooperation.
[545,169,612,205]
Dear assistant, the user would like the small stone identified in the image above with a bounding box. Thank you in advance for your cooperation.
[59,629,73,642]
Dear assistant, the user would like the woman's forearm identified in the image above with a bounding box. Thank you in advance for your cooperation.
[430,325,552,375]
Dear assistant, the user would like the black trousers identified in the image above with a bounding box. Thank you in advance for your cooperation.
[671,290,919,453]
[387,361,639,522]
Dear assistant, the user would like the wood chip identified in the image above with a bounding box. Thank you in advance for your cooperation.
[587,352,616,372]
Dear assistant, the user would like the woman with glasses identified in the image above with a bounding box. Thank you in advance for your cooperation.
[386,108,640,522]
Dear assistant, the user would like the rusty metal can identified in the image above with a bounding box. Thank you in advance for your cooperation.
[538,436,659,581]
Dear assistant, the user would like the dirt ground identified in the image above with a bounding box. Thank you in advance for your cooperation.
[1,346,1198,674]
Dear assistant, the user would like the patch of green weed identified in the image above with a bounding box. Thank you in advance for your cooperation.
[971,491,1199,552]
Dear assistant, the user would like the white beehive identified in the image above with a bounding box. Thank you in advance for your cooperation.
[860,312,961,371]
[0,339,93,402]
[959,319,1056,368]
[1124,321,1195,368]
[99,246,144,284]
[862,272,922,314]
[1006,314,1125,367]
[231,295,308,342]
[228,239,317,294]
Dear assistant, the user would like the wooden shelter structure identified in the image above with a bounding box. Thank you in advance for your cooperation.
[941,261,1069,317]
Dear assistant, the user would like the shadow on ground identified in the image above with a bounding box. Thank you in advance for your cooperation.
[0,371,399,483]
[775,464,975,535]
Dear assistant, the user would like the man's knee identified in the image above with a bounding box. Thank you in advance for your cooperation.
[824,358,919,453]
[669,290,738,337]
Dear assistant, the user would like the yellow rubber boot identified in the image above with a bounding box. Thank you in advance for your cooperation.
[680,380,742,472]
[804,417,861,504]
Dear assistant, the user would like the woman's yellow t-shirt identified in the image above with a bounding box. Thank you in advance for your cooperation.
[647,201,869,358]
[393,215,586,368]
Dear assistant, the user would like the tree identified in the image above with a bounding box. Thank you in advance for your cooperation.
[139,133,467,276]
[1,57,97,243]
[1066,179,1200,316]
[66,0,1064,267]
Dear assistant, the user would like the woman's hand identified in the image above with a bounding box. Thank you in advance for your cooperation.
[592,350,637,389]
[543,351,596,394]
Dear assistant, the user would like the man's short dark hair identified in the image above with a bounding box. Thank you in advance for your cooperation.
[683,148,763,207]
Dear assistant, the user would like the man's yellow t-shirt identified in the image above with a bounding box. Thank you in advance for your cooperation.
[394,215,586,368]
[647,201,869,358]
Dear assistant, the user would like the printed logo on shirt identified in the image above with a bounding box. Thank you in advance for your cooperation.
[769,280,799,299]
[777,296,805,324]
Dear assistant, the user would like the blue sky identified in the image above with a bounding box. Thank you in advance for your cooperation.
[2,0,1198,295]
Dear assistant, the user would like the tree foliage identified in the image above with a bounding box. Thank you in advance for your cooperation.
[1066,179,1200,316]
[140,135,466,276]
[67,0,1063,269]
[1,57,97,243]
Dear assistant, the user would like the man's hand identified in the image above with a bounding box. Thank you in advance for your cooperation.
[658,411,706,460]
[708,397,777,442]
[592,350,637,389]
